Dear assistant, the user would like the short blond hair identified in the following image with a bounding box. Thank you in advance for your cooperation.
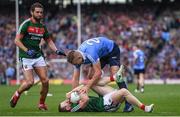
[67,50,76,64]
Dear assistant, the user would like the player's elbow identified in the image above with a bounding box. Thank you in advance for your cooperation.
[14,38,21,46]
[94,70,102,78]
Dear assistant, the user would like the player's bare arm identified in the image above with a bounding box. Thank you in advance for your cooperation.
[72,69,80,89]
[78,93,89,109]
[45,37,66,56]
[86,66,93,79]
[45,37,58,52]
[80,61,102,93]
[14,34,28,52]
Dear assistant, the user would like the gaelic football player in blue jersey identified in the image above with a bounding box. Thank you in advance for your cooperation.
[132,45,146,93]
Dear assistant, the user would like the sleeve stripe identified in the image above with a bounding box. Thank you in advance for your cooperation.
[71,104,81,112]
[17,18,30,34]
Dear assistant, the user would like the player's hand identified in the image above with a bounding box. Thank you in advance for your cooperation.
[56,49,66,56]
[66,93,70,99]
[26,49,36,58]
[79,86,89,94]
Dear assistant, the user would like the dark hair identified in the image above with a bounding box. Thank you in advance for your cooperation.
[133,44,140,48]
[67,50,76,64]
[58,103,62,112]
[30,2,44,12]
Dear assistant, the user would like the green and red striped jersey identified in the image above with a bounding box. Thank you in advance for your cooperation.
[17,18,49,58]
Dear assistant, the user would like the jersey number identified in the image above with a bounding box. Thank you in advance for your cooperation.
[86,38,100,45]
[139,56,144,62]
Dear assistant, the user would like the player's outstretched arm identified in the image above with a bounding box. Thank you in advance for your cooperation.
[80,62,102,93]
[45,37,58,52]
[72,69,81,89]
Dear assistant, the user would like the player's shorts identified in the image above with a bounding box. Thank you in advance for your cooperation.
[100,43,120,69]
[103,90,121,112]
[134,68,145,75]
[20,56,46,71]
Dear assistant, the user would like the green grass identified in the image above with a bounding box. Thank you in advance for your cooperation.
[0,84,180,116]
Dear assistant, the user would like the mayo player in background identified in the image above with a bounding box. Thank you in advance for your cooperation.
[10,2,66,110]
[132,45,146,93]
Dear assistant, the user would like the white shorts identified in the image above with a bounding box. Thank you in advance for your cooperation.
[21,56,46,71]
[103,90,121,112]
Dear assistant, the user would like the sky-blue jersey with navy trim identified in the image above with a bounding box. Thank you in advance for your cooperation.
[75,37,114,69]
[133,49,145,69]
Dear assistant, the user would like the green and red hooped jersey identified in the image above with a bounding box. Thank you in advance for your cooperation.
[17,18,49,58]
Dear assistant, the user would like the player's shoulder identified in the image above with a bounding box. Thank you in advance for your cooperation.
[135,49,142,53]
[40,21,47,27]
[99,36,109,39]
[139,49,144,54]
[98,36,113,41]
[134,49,138,53]
[20,18,31,26]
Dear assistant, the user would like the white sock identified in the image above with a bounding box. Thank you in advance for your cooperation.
[145,104,154,112]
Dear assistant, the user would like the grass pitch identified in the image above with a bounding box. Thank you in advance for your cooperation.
[0,84,180,116]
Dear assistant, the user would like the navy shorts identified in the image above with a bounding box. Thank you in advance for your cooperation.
[100,43,120,69]
[134,69,145,75]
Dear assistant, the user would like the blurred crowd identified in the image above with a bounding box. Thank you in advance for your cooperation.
[0,4,179,84]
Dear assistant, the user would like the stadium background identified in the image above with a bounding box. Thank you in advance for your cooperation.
[0,0,179,85]
[0,0,180,116]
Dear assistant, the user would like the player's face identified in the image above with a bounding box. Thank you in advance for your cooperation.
[31,7,43,21]
[72,52,84,65]
[59,100,71,112]
[132,46,138,51]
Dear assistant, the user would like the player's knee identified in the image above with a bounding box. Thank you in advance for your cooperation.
[27,80,34,87]
[24,81,34,90]
[41,78,49,84]
[120,88,129,95]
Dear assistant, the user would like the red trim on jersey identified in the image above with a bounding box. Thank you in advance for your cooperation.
[27,26,45,34]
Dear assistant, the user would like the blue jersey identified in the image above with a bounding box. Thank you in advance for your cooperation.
[133,49,145,69]
[75,37,114,68]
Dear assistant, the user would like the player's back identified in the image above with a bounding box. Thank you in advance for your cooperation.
[78,37,114,63]
[133,49,145,69]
